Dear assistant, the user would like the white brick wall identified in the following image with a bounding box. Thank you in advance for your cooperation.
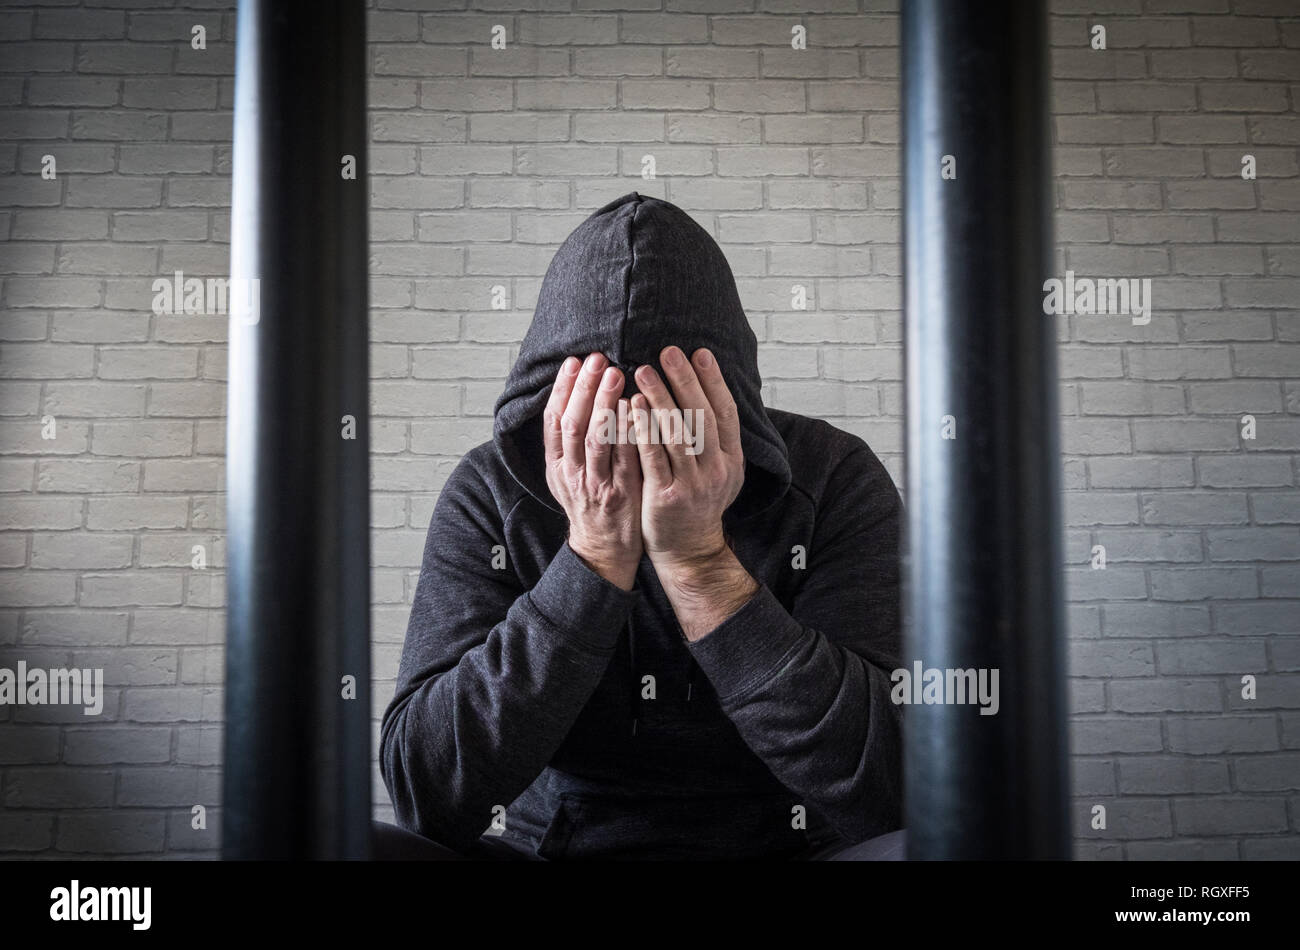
[0,0,1297,859]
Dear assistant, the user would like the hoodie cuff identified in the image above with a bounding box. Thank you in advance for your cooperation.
[526,540,638,656]
[686,584,807,705]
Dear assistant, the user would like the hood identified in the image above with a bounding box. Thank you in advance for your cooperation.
[493,191,791,519]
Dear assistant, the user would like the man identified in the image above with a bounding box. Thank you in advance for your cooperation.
[378,192,904,860]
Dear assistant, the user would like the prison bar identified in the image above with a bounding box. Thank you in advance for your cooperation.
[901,1,1071,858]
[223,0,371,859]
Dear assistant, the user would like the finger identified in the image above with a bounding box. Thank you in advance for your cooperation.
[585,365,623,484]
[658,345,710,411]
[691,347,742,457]
[634,362,692,474]
[543,356,582,465]
[631,393,671,490]
[611,398,641,486]
[562,352,607,470]
[658,344,714,461]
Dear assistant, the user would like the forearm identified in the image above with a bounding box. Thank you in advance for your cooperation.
[382,541,634,848]
[654,542,760,642]
[683,589,904,841]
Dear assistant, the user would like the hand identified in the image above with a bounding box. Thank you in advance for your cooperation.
[543,352,643,591]
[631,345,755,639]
[631,345,746,569]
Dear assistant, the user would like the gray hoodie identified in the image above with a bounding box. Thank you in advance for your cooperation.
[381,192,903,860]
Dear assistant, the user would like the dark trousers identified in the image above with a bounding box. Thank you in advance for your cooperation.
[371,820,906,861]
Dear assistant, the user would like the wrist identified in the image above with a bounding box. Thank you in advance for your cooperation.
[656,544,759,642]
[567,535,639,591]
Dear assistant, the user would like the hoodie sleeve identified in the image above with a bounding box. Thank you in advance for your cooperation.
[380,452,637,853]
[686,442,903,844]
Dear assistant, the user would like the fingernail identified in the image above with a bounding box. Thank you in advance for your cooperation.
[636,365,655,386]
[562,356,580,375]
[584,352,605,373]
[695,348,713,368]
[601,367,622,390]
[663,346,683,368]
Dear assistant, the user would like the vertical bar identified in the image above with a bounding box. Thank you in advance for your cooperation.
[223,0,371,859]
[901,1,1070,858]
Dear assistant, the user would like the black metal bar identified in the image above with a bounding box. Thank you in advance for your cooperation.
[901,0,1070,859]
[223,0,370,859]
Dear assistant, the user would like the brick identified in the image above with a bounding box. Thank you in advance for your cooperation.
[1208,527,1300,561]
[667,114,760,144]
[1157,639,1267,674]
[1236,753,1300,791]
[1214,602,1299,635]
[1175,798,1288,835]
[1151,568,1257,601]
[469,113,569,143]
[1070,640,1155,676]
[1119,757,1231,793]
[63,727,171,765]
[574,47,664,77]
[1226,674,1300,709]
[3,768,114,808]
[56,812,164,854]
[666,48,757,78]
[621,14,708,45]
[1056,116,1154,144]
[765,115,863,145]
[518,15,617,45]
[1097,83,1198,112]
[1167,716,1278,753]
[1254,493,1300,525]
[1133,420,1238,452]
[1143,492,1249,525]
[1127,839,1240,860]
[1062,181,1162,209]
[1088,457,1194,489]
[1190,16,1281,47]
[1181,312,1274,341]
[1102,147,1205,177]
[1080,383,1184,415]
[1198,455,1292,487]
[517,80,617,110]
[1113,214,1214,244]
[1071,718,1163,754]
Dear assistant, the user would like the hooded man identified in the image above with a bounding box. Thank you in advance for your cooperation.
[379,192,904,860]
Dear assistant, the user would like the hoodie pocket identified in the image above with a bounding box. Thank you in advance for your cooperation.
[535,792,803,861]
